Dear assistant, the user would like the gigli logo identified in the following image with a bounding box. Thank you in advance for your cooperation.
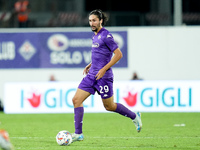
[27,93,41,108]
[121,87,192,108]
[20,88,95,109]
[123,91,138,107]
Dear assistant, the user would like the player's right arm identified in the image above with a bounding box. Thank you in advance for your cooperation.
[83,62,92,75]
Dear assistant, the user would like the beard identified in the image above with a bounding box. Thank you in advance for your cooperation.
[91,23,101,32]
[91,26,97,32]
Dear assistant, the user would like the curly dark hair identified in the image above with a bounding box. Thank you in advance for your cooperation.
[89,9,108,26]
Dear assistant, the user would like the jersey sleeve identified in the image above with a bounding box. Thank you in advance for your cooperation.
[102,32,118,52]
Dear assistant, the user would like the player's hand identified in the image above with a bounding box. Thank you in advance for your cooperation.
[95,68,106,80]
[83,63,91,75]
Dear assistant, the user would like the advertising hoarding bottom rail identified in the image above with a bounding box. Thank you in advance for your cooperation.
[4,81,200,114]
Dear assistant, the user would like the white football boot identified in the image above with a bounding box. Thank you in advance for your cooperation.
[71,133,84,142]
[132,112,142,133]
[0,132,14,150]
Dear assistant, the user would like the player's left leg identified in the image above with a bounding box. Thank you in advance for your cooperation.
[102,96,142,132]
[97,78,142,132]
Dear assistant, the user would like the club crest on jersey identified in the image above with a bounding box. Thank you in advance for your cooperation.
[92,43,99,48]
[98,35,101,39]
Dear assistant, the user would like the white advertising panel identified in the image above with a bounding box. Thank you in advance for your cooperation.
[4,81,200,113]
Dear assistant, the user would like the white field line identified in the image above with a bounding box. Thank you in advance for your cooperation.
[14,146,200,150]
[11,136,200,139]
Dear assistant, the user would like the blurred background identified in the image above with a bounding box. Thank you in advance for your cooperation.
[0,0,200,27]
[1,0,200,113]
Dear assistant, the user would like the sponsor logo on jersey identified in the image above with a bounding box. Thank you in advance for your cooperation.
[92,43,99,48]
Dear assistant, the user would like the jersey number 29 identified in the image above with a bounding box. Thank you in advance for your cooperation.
[99,85,109,93]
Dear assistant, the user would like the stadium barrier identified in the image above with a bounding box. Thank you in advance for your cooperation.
[4,80,200,113]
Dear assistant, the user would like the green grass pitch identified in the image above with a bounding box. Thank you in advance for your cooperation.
[0,112,200,150]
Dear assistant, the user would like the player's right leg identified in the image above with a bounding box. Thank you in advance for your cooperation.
[72,88,91,142]
[72,88,91,108]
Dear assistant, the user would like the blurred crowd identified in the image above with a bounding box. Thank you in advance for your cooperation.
[1,0,200,28]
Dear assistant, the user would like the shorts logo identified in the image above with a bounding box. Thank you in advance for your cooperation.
[103,94,108,97]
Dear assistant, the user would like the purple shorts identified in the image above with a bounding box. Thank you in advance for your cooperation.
[78,74,113,99]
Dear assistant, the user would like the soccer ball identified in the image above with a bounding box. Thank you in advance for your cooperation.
[56,130,72,146]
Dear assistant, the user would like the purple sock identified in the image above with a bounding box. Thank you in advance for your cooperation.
[74,107,84,134]
[114,103,136,120]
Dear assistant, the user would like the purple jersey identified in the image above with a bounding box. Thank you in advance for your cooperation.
[88,28,118,78]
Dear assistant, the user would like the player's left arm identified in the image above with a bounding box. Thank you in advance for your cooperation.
[95,48,123,80]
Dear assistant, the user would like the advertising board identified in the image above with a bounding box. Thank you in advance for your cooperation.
[4,81,200,113]
[0,31,127,68]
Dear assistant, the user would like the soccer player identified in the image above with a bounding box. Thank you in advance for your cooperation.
[72,9,142,142]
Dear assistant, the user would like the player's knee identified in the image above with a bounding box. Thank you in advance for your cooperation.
[104,105,115,112]
[72,96,78,106]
